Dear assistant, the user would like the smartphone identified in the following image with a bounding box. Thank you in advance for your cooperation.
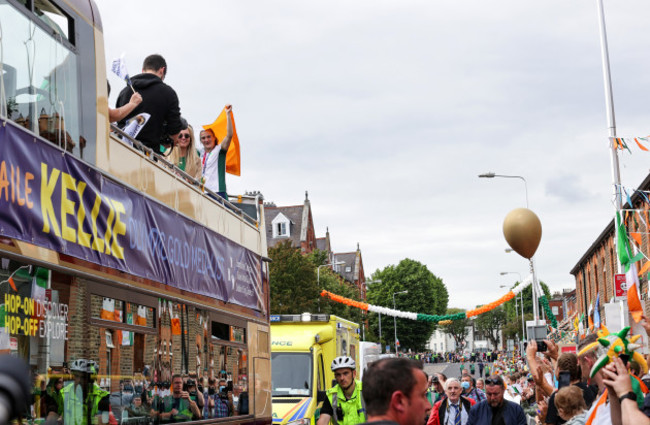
[558,371,571,389]
[536,340,547,353]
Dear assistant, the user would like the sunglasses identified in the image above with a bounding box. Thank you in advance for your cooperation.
[485,378,503,386]
[178,133,191,139]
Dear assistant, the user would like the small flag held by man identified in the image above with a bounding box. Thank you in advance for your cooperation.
[111,53,136,94]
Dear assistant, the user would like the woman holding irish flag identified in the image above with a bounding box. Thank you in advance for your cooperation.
[199,105,233,201]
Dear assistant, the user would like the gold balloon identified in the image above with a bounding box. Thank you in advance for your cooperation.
[503,208,542,259]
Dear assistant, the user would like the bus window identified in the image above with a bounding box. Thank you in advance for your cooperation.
[33,0,72,43]
[0,259,255,423]
[0,0,90,161]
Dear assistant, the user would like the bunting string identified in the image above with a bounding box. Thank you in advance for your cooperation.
[320,274,534,324]
[539,295,558,329]
[610,136,650,152]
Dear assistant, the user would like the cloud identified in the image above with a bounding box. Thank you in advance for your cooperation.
[545,174,594,203]
[95,0,650,310]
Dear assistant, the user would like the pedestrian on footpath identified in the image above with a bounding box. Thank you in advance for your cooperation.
[467,375,526,425]
[359,358,431,425]
[461,376,485,404]
[427,378,475,425]
[427,375,445,407]
[478,361,484,378]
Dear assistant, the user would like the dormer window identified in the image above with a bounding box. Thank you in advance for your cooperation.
[271,213,291,238]
[345,266,351,273]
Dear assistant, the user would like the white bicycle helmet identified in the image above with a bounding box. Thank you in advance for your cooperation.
[331,356,356,371]
[70,359,99,374]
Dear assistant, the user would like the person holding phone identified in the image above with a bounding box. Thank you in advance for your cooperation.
[158,374,201,422]
[543,354,597,425]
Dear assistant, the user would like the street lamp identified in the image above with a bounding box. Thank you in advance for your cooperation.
[479,172,540,326]
[478,172,529,208]
[393,290,408,353]
[500,272,525,346]
[317,261,345,312]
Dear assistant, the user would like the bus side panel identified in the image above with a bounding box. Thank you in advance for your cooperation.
[250,322,272,420]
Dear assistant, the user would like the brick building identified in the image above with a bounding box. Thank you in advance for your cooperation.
[570,173,650,324]
[548,293,565,323]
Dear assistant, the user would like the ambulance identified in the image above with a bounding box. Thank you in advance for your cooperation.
[271,313,360,425]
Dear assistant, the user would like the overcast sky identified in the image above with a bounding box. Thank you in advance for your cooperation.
[97,1,650,311]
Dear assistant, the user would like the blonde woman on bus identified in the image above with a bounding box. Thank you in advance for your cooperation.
[168,124,201,180]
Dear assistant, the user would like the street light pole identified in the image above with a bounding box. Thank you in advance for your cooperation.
[317,261,345,312]
[500,271,523,344]
[481,172,540,324]
[520,292,524,343]
[393,290,408,353]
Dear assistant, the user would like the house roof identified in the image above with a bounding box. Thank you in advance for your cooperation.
[264,205,304,248]
[334,252,359,283]
[264,192,315,251]
[315,227,331,253]
[316,237,328,252]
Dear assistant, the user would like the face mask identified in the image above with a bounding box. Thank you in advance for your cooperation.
[220,386,226,392]
[461,382,470,390]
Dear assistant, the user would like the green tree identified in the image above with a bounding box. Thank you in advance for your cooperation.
[306,248,363,323]
[474,307,506,349]
[366,258,448,352]
[440,308,469,349]
[317,268,363,323]
[269,241,320,313]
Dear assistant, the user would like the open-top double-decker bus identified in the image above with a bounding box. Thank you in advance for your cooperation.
[0,0,271,423]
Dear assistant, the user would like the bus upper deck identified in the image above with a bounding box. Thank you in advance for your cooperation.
[0,0,272,423]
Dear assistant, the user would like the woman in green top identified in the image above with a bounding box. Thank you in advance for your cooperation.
[168,124,202,180]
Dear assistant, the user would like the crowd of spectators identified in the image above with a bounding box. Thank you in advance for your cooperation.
[419,319,650,425]
[406,351,503,364]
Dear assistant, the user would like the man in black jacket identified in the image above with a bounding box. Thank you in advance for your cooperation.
[467,375,526,425]
[116,54,184,153]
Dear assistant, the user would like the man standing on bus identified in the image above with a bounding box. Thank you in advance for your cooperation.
[116,54,184,153]
[317,356,366,425]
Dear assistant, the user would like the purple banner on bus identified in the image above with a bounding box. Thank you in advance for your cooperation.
[0,122,262,311]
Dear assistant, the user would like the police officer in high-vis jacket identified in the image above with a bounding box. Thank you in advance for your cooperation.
[61,359,110,425]
[317,356,366,425]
